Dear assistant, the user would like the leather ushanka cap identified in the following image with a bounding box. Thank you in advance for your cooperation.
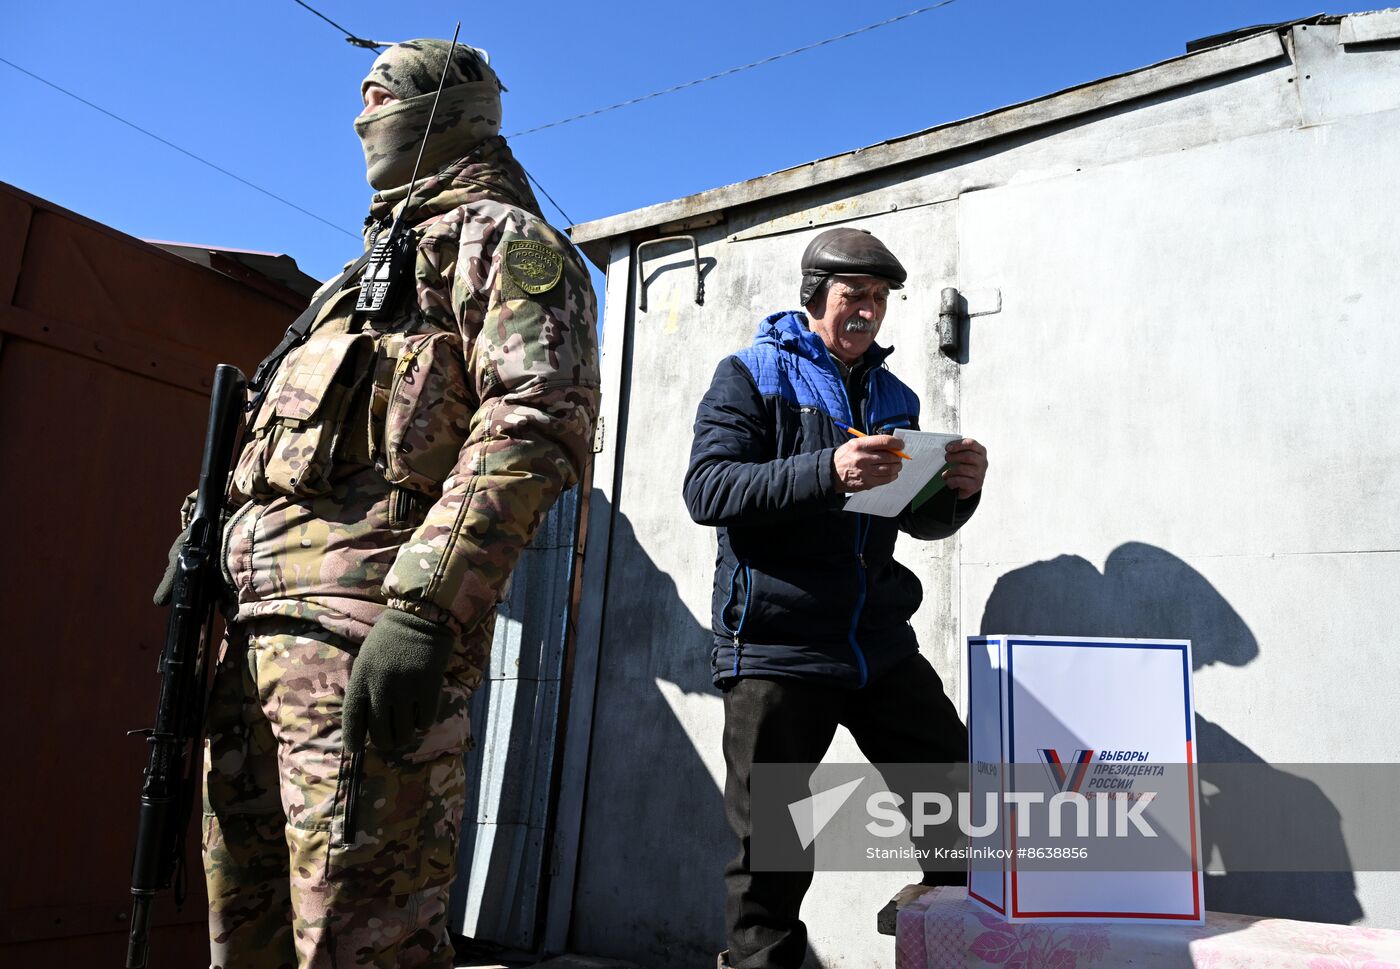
[799,227,907,305]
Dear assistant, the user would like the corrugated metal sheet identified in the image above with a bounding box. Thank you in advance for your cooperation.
[451,485,586,950]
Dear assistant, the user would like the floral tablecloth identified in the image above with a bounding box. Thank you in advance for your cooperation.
[896,887,1400,969]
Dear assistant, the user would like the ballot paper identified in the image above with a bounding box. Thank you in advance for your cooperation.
[842,430,962,517]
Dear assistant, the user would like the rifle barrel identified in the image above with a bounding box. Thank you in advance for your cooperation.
[127,364,246,969]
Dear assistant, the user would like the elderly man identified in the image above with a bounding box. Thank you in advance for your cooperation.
[683,227,987,969]
[157,38,598,968]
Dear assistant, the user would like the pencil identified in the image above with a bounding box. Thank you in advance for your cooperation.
[832,419,912,461]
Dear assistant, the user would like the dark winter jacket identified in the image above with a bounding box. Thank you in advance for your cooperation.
[683,310,978,689]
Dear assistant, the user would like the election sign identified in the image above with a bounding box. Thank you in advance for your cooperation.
[967,635,1204,924]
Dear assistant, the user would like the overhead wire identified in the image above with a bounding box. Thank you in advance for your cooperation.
[278,1,964,221]
[0,55,361,240]
[290,0,386,51]
[5,1,960,236]
[505,0,962,139]
[286,0,578,224]
[523,172,577,227]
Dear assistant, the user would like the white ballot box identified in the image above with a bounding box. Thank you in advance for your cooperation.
[966,635,1204,924]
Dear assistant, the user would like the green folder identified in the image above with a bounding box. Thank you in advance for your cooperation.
[909,463,952,512]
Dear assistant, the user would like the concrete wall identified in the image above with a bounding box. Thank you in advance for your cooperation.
[561,23,1400,967]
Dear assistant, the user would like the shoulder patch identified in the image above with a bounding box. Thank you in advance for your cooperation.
[503,239,564,296]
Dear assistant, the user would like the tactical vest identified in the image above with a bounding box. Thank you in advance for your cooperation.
[231,221,469,514]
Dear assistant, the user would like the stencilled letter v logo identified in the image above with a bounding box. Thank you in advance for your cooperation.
[1038,748,1094,793]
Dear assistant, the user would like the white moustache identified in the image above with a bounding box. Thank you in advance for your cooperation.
[844,317,874,332]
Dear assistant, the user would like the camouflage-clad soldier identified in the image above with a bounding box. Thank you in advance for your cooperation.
[158,39,600,969]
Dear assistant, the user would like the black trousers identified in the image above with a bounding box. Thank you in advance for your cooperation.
[722,653,969,969]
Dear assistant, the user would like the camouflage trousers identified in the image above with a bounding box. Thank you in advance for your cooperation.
[203,618,474,969]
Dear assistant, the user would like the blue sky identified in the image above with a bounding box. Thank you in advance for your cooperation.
[5,1,1362,282]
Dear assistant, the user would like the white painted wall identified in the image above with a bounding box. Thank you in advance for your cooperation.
[957,84,1400,930]
[562,23,1400,967]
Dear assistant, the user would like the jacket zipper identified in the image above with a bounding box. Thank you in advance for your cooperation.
[379,342,424,476]
[719,560,752,677]
[389,343,422,405]
[835,365,874,687]
[220,498,255,596]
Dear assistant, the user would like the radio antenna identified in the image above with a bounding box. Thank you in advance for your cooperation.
[355,24,463,320]
[390,22,461,235]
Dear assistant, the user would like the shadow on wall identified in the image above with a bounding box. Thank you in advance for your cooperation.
[575,494,829,969]
[978,543,1362,924]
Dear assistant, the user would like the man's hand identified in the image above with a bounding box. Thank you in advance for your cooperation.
[942,439,988,498]
[152,527,190,607]
[833,435,906,493]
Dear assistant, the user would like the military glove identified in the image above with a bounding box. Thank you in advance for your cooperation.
[152,526,190,607]
[343,609,456,752]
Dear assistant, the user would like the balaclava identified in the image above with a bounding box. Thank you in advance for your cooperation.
[353,38,504,192]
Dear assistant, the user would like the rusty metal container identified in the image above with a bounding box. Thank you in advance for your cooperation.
[0,182,310,966]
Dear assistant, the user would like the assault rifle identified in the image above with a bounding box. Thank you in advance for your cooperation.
[126,363,247,969]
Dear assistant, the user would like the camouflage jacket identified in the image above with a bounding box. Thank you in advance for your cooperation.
[219,138,599,679]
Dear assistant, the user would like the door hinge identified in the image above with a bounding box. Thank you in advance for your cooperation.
[937,287,1001,359]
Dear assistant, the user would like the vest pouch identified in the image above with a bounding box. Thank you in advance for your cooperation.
[233,331,373,499]
[381,331,473,496]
